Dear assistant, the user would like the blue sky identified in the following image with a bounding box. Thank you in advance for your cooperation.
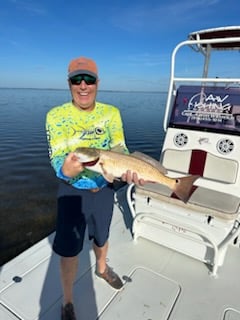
[0,0,239,91]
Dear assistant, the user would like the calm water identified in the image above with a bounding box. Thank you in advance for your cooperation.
[0,88,166,266]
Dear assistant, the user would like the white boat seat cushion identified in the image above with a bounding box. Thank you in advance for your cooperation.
[136,183,240,219]
[162,149,238,184]
[137,148,240,218]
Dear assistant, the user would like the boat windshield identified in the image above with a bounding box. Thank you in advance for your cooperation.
[169,85,240,135]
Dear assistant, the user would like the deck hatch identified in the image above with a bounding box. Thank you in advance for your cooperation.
[0,304,19,320]
[99,267,180,320]
[223,308,240,320]
[0,255,62,320]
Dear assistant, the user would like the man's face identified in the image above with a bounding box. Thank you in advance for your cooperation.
[69,74,99,111]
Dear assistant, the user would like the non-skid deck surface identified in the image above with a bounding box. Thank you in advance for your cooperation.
[1,187,240,320]
[99,268,180,320]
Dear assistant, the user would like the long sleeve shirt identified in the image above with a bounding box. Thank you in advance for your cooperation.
[46,101,128,189]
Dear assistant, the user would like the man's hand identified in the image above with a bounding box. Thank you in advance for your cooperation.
[121,170,145,186]
[61,152,84,178]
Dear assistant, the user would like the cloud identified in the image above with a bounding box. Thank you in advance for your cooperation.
[166,0,220,15]
[124,53,168,68]
[110,0,221,32]
[9,0,47,16]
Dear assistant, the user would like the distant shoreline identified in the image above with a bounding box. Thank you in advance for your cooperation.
[0,87,167,94]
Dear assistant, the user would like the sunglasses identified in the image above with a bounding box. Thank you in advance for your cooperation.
[69,74,97,85]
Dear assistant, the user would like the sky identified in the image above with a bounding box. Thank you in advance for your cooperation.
[0,0,239,91]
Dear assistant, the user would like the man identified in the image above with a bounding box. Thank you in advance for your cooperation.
[46,57,142,320]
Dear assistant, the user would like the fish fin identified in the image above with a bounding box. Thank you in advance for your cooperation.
[131,151,168,174]
[99,161,115,183]
[110,144,126,154]
[172,175,200,203]
[102,173,115,183]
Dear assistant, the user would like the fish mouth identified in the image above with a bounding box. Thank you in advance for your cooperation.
[82,158,100,167]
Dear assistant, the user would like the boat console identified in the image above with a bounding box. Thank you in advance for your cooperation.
[127,27,240,276]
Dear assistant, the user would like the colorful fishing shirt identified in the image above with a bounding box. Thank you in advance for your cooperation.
[46,101,128,189]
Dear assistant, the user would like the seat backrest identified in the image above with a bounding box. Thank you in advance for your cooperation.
[162,149,238,184]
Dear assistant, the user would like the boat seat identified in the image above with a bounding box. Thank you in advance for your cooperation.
[161,148,240,216]
[126,148,240,277]
[162,149,238,184]
[134,183,240,219]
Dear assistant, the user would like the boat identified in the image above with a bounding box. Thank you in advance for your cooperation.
[1,26,240,320]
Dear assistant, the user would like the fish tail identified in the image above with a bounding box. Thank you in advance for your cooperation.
[172,175,199,203]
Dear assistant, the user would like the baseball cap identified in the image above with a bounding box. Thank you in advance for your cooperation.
[68,57,98,79]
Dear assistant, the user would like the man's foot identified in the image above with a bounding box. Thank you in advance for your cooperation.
[61,303,76,320]
[95,264,123,290]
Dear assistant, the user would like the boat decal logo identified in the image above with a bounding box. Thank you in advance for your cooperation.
[182,92,233,123]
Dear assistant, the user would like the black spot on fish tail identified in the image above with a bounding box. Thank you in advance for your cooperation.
[172,175,200,203]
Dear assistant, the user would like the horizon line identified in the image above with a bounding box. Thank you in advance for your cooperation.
[0,87,167,94]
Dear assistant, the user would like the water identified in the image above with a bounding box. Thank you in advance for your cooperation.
[0,88,167,266]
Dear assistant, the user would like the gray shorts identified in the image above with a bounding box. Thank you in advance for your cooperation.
[53,181,114,257]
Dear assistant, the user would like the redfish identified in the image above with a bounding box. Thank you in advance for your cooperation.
[74,147,199,203]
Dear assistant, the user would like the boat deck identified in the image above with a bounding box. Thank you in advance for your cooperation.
[1,186,240,320]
